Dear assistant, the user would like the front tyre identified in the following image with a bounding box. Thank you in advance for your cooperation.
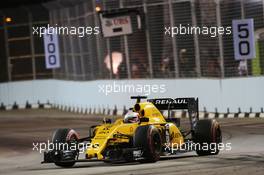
[194,119,222,156]
[134,125,162,163]
[52,128,80,167]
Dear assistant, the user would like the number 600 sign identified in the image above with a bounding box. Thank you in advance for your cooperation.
[44,29,61,69]
[232,19,256,60]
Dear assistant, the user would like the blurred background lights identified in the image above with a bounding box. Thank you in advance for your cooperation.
[95,6,101,12]
[5,17,12,23]
[104,52,123,75]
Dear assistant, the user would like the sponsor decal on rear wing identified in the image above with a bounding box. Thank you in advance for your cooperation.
[147,98,197,110]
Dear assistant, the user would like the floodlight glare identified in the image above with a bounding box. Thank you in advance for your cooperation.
[95,6,101,12]
[5,17,12,23]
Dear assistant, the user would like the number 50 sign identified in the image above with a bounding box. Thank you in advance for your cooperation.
[232,19,256,60]
[43,29,61,69]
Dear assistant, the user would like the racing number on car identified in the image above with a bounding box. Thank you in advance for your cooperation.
[43,29,60,69]
[232,19,256,60]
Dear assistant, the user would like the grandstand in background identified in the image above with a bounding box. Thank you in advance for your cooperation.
[0,0,264,82]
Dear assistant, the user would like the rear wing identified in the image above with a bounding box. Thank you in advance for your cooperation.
[148,97,199,135]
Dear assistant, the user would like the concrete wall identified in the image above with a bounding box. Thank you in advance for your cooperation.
[0,77,263,113]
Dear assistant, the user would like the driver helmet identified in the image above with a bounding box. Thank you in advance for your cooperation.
[124,112,140,123]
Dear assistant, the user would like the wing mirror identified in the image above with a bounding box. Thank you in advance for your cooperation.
[103,118,112,124]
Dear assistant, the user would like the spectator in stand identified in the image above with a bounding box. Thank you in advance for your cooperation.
[238,60,248,76]
[161,56,170,77]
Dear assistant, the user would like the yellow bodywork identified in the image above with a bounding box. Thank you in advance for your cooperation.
[86,101,184,160]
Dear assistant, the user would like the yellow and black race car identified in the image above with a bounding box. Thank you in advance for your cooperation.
[42,96,222,167]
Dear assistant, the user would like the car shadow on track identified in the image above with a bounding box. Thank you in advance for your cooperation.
[28,154,198,171]
[160,154,197,161]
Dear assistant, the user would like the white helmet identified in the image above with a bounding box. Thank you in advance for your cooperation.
[124,112,139,123]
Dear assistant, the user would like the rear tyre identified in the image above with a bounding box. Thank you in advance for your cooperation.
[134,125,162,163]
[52,128,79,167]
[194,119,222,156]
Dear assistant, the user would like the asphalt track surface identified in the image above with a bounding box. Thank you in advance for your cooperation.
[0,109,264,175]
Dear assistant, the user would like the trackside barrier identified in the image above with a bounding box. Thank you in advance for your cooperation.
[0,78,264,116]
[1,101,263,118]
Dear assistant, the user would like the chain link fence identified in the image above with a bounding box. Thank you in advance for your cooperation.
[0,5,51,81]
[1,0,264,82]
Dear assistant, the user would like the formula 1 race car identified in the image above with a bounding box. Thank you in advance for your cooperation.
[42,96,222,167]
